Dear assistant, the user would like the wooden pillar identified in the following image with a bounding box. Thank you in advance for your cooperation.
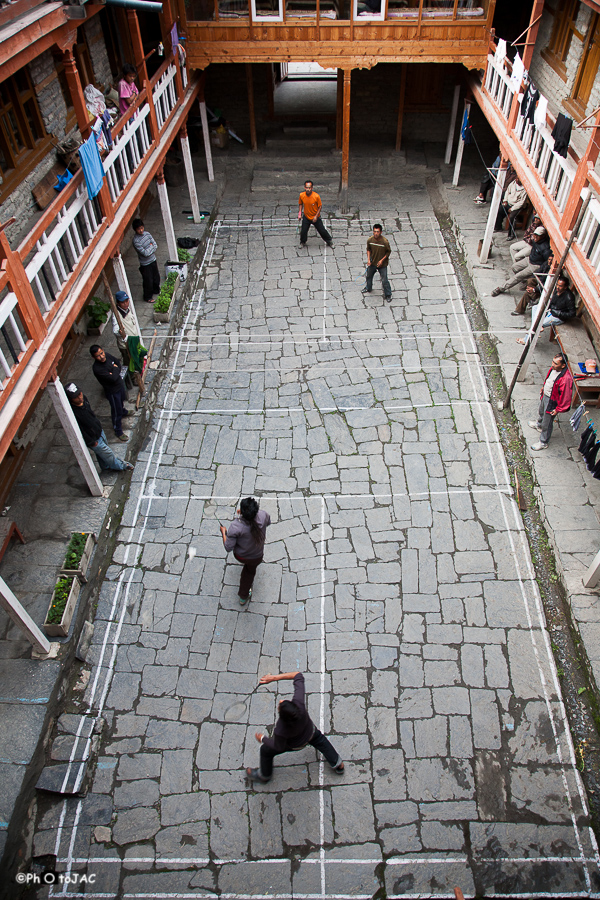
[444,84,460,165]
[336,69,343,150]
[340,68,351,213]
[127,11,148,82]
[266,64,275,120]
[0,233,46,347]
[156,165,178,261]
[63,48,91,138]
[479,158,507,264]
[395,64,407,152]
[0,576,51,656]
[47,376,104,497]
[452,98,471,187]
[180,124,202,223]
[199,99,214,182]
[246,63,258,152]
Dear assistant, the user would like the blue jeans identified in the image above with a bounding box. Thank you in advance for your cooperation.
[365,264,391,298]
[92,430,128,471]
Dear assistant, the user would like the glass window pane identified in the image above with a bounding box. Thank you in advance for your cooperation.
[252,0,283,21]
[24,100,41,142]
[218,0,248,17]
[7,111,24,152]
[286,0,315,19]
[185,0,215,19]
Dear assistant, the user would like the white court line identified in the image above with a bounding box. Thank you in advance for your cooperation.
[134,329,528,344]
[143,399,501,416]
[319,497,326,896]
[430,217,597,886]
[51,213,597,899]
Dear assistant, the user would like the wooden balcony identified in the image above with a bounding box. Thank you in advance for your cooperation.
[181,0,496,68]
[0,52,199,462]
[471,51,600,334]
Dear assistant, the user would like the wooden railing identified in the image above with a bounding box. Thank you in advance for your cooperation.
[0,50,190,401]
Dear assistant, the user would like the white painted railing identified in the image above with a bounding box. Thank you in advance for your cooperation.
[24,186,101,317]
[104,105,152,203]
[153,63,178,130]
[484,53,515,119]
[514,114,577,213]
[576,195,600,277]
[0,292,27,386]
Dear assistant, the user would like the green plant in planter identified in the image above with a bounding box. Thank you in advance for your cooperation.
[47,576,74,623]
[64,532,87,569]
[87,296,111,328]
[177,247,192,263]
[154,272,178,314]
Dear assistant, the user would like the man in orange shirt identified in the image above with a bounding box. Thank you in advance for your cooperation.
[298,180,334,249]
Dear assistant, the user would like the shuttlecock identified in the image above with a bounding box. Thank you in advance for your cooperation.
[188,547,197,560]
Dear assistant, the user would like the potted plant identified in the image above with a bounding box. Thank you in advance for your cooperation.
[153,271,180,324]
[87,296,111,335]
[60,531,96,584]
[43,575,81,637]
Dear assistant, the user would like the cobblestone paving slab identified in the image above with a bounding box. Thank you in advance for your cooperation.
[33,199,600,899]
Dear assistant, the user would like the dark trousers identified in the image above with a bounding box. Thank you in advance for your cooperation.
[259,728,341,777]
[105,381,127,436]
[233,552,263,599]
[140,261,161,301]
[300,215,332,245]
[365,264,391,298]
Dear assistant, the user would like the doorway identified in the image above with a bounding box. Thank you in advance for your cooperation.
[271,62,337,118]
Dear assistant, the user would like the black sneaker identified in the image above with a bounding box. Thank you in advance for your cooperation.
[361,287,371,294]
[386,296,392,303]
[246,767,270,783]
[327,242,334,250]
[239,589,252,606]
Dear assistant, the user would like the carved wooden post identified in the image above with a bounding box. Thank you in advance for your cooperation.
[340,68,352,213]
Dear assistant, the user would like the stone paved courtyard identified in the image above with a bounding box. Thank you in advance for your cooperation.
[33,180,600,898]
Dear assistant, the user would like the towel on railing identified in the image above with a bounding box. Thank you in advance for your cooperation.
[534,95,547,129]
[78,133,105,199]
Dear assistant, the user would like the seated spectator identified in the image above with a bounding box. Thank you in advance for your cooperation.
[510,214,542,264]
[65,383,133,472]
[491,227,551,295]
[530,275,577,329]
[495,177,527,237]
[512,277,540,317]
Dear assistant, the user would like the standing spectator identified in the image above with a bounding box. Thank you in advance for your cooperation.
[495,177,527,237]
[246,671,344,784]
[298,181,334,249]
[362,224,392,302]
[491,227,551,295]
[132,219,161,303]
[220,497,270,605]
[528,353,573,451]
[90,345,129,441]
[509,214,543,264]
[65,383,133,472]
[118,64,139,117]
[112,290,140,366]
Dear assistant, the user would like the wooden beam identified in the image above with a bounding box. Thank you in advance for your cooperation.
[63,47,91,138]
[266,63,275,119]
[336,68,343,150]
[340,68,351,213]
[246,63,258,151]
[127,10,149,82]
[395,63,407,152]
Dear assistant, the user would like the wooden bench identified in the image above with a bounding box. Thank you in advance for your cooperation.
[0,519,25,564]
[551,318,600,407]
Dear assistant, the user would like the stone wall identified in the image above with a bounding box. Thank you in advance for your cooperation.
[84,15,113,89]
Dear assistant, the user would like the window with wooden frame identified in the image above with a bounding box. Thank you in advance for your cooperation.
[542,0,582,81]
[75,26,96,88]
[0,69,50,201]
[564,11,600,119]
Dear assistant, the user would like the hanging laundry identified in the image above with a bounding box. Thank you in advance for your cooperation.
[579,423,595,454]
[510,53,524,89]
[461,107,472,144]
[570,403,585,433]
[585,439,600,470]
[495,39,507,62]
[551,112,572,158]
[534,95,548,129]
[171,22,179,48]
[521,82,539,125]
[592,455,600,479]
[78,132,105,199]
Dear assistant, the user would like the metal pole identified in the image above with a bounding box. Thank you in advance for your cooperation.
[498,191,591,410]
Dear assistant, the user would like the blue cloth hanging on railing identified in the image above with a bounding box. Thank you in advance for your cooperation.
[78,132,105,199]
[460,107,472,144]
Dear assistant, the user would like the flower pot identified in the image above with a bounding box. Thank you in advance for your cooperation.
[60,532,96,584]
[87,319,108,336]
[153,275,181,324]
[43,578,81,638]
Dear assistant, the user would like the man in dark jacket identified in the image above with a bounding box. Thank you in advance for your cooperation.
[535,275,577,329]
[246,671,344,783]
[65,383,132,471]
[528,353,573,451]
[492,227,551,295]
[90,345,129,441]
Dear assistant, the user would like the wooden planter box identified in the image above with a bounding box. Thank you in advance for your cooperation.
[43,577,81,638]
[60,532,96,584]
[87,319,108,336]
[153,275,181,324]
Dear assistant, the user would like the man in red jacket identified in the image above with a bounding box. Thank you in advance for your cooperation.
[529,353,573,451]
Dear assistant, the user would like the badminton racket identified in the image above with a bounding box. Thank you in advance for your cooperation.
[223,683,264,722]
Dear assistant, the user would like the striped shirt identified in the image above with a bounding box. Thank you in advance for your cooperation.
[132,230,157,265]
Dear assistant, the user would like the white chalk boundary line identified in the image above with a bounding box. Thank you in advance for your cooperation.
[48,215,599,899]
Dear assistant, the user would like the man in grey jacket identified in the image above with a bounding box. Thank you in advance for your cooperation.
[132,218,160,302]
